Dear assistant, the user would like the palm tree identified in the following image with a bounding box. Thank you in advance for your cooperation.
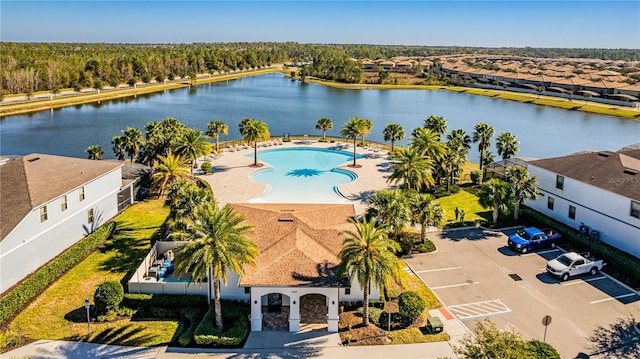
[337,216,402,326]
[174,202,258,330]
[239,118,270,166]
[478,178,512,224]
[409,192,444,243]
[165,179,214,236]
[151,151,192,196]
[496,132,520,160]
[341,117,367,167]
[176,128,212,176]
[85,145,104,160]
[388,146,435,191]
[358,118,373,145]
[367,189,410,239]
[505,166,538,220]
[424,115,447,140]
[472,123,495,178]
[111,135,126,161]
[481,150,495,178]
[206,120,229,154]
[446,129,471,157]
[382,123,405,152]
[121,127,144,162]
[410,127,445,161]
[315,117,333,141]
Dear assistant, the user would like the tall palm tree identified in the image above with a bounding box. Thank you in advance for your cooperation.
[424,115,447,140]
[341,117,367,167]
[176,128,212,175]
[111,135,126,161]
[388,146,435,191]
[472,123,495,178]
[85,145,104,160]
[315,117,333,141]
[478,178,512,224]
[446,129,471,157]
[505,166,538,220]
[367,189,411,240]
[337,216,402,326]
[358,118,373,145]
[410,127,445,161]
[383,123,405,152]
[409,192,444,243]
[165,179,214,236]
[496,132,520,160]
[174,202,258,330]
[121,127,144,162]
[151,151,192,196]
[239,118,270,166]
[206,120,229,154]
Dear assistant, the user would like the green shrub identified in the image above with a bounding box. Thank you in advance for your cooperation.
[94,280,124,315]
[178,307,202,346]
[356,306,383,326]
[528,339,561,359]
[200,162,212,174]
[470,170,483,185]
[0,222,115,323]
[193,300,249,346]
[398,291,426,320]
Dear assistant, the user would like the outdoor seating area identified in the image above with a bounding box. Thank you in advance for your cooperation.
[148,249,174,280]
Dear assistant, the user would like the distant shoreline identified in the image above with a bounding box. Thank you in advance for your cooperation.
[2,69,639,121]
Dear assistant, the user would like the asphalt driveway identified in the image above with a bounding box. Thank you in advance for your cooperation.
[403,227,640,358]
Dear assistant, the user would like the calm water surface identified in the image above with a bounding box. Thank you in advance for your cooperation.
[1,73,639,160]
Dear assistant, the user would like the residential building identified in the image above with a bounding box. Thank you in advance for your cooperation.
[525,147,640,259]
[128,203,380,332]
[0,154,132,294]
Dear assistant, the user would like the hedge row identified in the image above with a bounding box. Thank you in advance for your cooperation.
[194,300,249,346]
[0,222,116,323]
[521,209,640,289]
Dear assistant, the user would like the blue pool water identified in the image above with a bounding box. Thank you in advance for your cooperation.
[247,148,363,203]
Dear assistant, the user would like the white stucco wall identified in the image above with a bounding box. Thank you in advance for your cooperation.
[0,169,122,294]
[526,165,640,259]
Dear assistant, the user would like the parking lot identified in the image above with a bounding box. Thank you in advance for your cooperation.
[403,227,640,358]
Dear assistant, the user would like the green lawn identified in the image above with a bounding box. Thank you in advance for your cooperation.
[6,199,177,346]
[437,189,491,227]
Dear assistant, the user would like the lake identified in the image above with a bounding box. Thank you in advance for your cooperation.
[1,73,639,161]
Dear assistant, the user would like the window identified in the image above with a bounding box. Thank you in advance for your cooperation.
[631,201,640,219]
[556,175,564,190]
[87,209,94,224]
[547,197,555,210]
[79,187,85,201]
[39,206,48,223]
[345,288,351,295]
[60,195,68,211]
[244,287,250,294]
[568,205,576,220]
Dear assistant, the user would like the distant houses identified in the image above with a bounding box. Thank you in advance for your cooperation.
[0,154,136,294]
[525,145,640,259]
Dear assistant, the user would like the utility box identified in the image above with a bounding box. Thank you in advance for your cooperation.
[427,316,443,333]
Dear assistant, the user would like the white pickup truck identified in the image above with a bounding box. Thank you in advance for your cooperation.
[546,252,606,281]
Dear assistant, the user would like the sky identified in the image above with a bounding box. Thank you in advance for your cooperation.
[1,1,639,48]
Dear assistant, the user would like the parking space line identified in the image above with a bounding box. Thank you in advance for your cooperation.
[521,248,561,257]
[431,281,479,290]
[414,266,461,273]
[562,276,607,286]
[448,299,512,321]
[590,293,637,304]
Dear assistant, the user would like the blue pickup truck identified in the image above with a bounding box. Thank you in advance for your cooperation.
[508,227,561,254]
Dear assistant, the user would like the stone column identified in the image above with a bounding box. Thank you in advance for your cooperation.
[327,289,340,332]
[250,290,262,331]
[289,292,300,332]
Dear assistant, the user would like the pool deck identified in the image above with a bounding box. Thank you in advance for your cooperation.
[197,140,394,215]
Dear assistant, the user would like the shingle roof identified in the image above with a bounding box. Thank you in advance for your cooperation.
[229,203,355,287]
[0,154,122,240]
[528,149,640,201]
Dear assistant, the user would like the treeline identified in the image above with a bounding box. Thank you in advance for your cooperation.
[2,42,638,95]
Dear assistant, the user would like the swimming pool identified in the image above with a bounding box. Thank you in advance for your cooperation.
[247,148,363,203]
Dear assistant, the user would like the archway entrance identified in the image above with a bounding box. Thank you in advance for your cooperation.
[261,293,290,331]
[300,293,328,331]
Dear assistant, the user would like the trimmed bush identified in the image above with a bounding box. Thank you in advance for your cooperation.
[470,170,483,185]
[194,300,249,346]
[528,339,561,359]
[0,222,115,323]
[398,291,426,320]
[94,280,124,315]
[200,162,212,174]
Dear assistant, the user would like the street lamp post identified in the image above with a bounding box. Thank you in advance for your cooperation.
[84,298,91,336]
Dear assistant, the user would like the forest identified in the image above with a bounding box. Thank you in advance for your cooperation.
[2,42,639,95]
